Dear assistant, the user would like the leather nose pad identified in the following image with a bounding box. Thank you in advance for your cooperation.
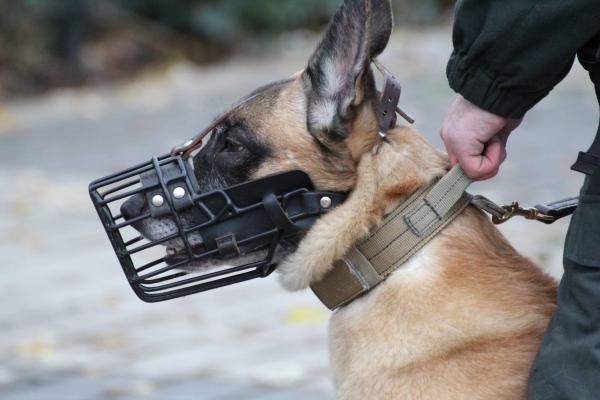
[121,193,146,220]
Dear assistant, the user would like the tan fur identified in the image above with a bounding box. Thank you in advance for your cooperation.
[118,2,556,396]
[278,126,447,289]
[244,79,359,192]
[222,63,556,399]
[263,78,557,399]
[326,205,556,400]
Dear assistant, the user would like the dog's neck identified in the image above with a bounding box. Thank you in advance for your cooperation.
[277,125,449,292]
[363,126,449,214]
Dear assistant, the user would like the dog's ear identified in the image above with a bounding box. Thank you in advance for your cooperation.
[303,0,393,147]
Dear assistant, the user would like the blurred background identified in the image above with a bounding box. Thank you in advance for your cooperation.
[0,1,596,399]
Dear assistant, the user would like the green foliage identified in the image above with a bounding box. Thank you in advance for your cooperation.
[110,0,448,42]
[0,0,451,51]
[0,0,452,97]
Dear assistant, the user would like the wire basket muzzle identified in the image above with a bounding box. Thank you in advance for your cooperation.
[89,155,346,302]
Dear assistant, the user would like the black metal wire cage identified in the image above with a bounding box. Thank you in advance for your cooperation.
[89,155,345,303]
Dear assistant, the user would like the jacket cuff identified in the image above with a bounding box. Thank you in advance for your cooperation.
[446,54,549,119]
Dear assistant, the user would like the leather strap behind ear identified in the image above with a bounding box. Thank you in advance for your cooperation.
[373,59,414,136]
[171,92,262,159]
[378,75,401,134]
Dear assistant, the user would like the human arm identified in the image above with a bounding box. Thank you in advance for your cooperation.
[448,0,600,119]
[442,0,600,180]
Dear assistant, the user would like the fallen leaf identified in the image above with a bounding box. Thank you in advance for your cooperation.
[284,306,326,325]
[17,338,55,358]
[0,105,15,131]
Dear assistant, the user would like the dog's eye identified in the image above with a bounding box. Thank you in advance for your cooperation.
[223,138,245,153]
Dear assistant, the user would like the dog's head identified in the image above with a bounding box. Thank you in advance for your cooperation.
[121,0,394,268]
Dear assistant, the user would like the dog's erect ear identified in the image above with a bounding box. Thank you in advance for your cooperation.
[303,0,393,146]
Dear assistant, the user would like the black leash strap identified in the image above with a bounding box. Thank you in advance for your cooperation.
[572,34,600,176]
[534,197,580,223]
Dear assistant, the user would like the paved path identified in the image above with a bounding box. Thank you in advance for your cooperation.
[0,27,597,399]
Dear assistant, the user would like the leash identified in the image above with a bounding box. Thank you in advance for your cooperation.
[470,195,579,225]
[470,37,600,224]
[310,59,581,310]
[310,165,579,310]
[372,57,579,226]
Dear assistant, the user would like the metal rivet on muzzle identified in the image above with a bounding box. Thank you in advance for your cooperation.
[173,187,186,199]
[152,195,164,207]
[320,196,332,209]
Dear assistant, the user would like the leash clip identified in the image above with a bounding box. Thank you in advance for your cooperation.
[491,202,556,225]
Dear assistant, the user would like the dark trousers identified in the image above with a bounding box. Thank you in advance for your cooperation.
[528,168,600,399]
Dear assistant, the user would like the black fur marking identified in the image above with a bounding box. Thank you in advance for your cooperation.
[193,119,272,192]
[311,132,337,156]
[191,76,295,192]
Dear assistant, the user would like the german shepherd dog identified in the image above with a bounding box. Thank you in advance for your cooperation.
[126,0,557,398]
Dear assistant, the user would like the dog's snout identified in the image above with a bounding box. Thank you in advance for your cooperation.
[121,193,146,220]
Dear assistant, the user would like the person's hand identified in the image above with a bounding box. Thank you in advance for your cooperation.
[441,96,521,181]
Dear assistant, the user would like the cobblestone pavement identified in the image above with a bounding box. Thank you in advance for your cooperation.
[0,26,597,400]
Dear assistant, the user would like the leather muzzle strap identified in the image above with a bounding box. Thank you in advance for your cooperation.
[310,166,472,310]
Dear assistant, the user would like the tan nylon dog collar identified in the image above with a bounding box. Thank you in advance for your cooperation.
[310,166,472,310]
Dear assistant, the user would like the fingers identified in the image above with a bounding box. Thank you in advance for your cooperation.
[471,137,508,179]
[468,136,507,180]
[442,125,499,180]
[440,96,515,181]
[443,132,506,181]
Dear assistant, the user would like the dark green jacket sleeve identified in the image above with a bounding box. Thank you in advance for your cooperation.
[447,0,600,118]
